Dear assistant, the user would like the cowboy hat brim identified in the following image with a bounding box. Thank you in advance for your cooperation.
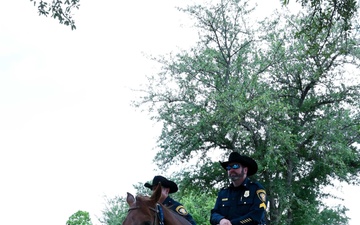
[144,175,178,193]
[220,152,258,176]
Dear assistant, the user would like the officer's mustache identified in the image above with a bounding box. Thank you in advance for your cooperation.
[229,173,242,181]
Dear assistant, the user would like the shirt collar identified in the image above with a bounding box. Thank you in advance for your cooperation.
[229,177,250,189]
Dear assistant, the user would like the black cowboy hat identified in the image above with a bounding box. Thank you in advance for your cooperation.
[220,152,258,176]
[144,175,178,193]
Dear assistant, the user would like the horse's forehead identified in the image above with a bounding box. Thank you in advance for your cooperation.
[123,196,155,225]
[137,195,150,201]
[133,196,154,212]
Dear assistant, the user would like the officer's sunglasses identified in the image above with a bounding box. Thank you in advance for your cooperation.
[226,164,241,170]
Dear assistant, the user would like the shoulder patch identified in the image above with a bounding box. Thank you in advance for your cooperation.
[259,202,266,209]
[256,189,267,202]
[175,205,189,216]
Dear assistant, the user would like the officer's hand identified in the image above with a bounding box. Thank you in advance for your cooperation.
[219,218,232,225]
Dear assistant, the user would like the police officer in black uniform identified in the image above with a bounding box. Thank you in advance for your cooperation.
[144,175,197,225]
[210,152,267,225]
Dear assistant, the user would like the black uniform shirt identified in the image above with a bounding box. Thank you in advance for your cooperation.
[210,177,267,225]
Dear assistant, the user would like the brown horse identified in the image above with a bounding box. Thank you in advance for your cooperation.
[122,183,192,225]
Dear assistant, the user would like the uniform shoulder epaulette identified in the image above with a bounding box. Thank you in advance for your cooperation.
[249,180,265,189]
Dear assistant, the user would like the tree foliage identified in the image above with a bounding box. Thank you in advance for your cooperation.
[30,0,80,30]
[28,0,358,32]
[261,7,360,224]
[283,0,358,31]
[178,190,217,225]
[66,210,93,225]
[98,195,128,225]
[133,0,360,224]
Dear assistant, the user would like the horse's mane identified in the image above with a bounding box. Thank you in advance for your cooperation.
[135,195,150,201]
[135,195,152,209]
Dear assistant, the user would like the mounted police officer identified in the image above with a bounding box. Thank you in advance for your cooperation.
[144,175,197,225]
[210,152,268,225]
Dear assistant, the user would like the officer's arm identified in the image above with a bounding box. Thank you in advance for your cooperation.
[210,195,226,225]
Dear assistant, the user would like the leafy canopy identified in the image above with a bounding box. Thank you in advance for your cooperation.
[134,0,360,224]
[66,210,93,225]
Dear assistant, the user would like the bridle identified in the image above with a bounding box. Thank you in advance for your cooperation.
[128,203,165,225]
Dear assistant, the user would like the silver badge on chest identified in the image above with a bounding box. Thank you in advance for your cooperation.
[244,190,250,198]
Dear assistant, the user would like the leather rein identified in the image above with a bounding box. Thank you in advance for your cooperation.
[128,203,165,225]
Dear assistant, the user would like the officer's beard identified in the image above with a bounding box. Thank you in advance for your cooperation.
[229,175,241,181]
[229,169,245,182]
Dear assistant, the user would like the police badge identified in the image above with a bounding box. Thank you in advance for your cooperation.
[244,190,250,197]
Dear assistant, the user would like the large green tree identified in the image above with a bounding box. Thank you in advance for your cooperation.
[134,0,360,224]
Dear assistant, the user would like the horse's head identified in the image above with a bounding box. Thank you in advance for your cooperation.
[122,183,162,225]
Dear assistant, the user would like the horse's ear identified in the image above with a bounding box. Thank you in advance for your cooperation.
[126,192,136,207]
[150,183,162,202]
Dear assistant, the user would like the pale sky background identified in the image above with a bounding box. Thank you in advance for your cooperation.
[0,1,359,225]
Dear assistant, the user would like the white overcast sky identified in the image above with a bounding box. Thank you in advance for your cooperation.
[0,1,359,225]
